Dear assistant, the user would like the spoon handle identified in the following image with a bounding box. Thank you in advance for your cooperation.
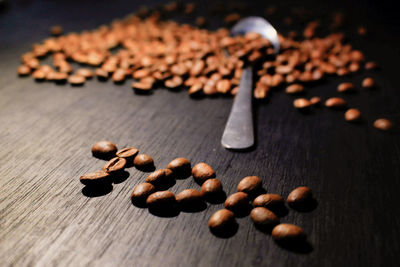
[221,67,254,150]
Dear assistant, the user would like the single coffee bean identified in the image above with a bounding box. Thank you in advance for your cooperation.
[345,108,361,122]
[167,157,191,176]
[293,98,311,109]
[272,223,306,243]
[145,169,174,186]
[201,178,223,198]
[176,189,203,205]
[362,77,374,88]
[95,68,109,80]
[92,140,118,159]
[365,61,378,70]
[146,191,176,208]
[50,25,63,36]
[80,170,112,186]
[216,79,231,93]
[237,176,262,195]
[286,84,304,94]
[130,182,155,201]
[68,74,86,85]
[112,69,126,83]
[373,118,392,131]
[310,96,321,105]
[165,76,183,88]
[131,81,152,91]
[224,192,249,211]
[337,82,355,93]
[287,186,313,208]
[250,207,279,227]
[325,97,346,108]
[76,68,94,79]
[103,157,126,174]
[133,154,154,170]
[116,147,139,162]
[208,209,235,231]
[192,162,216,184]
[253,193,284,211]
[17,65,31,76]
[32,69,46,80]
[349,62,360,72]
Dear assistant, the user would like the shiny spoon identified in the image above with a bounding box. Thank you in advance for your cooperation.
[221,16,279,150]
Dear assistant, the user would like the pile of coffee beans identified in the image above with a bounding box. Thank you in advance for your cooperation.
[16,2,393,130]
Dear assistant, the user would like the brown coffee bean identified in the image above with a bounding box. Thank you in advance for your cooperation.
[286,84,304,94]
[76,68,94,79]
[96,68,109,80]
[287,186,313,208]
[216,79,231,93]
[130,182,155,201]
[92,140,118,159]
[365,61,378,70]
[167,157,191,177]
[362,77,374,88]
[133,154,154,170]
[131,81,152,91]
[325,97,346,108]
[32,69,46,80]
[309,96,321,105]
[190,60,205,76]
[80,170,112,186]
[145,169,174,186]
[50,25,63,36]
[146,191,176,208]
[201,178,223,198]
[250,207,279,227]
[112,69,126,83]
[17,65,31,76]
[373,118,393,131]
[103,157,126,173]
[192,162,216,184]
[224,192,249,211]
[253,194,284,211]
[133,69,150,79]
[208,209,235,231]
[116,147,139,159]
[337,82,355,93]
[176,189,203,205]
[165,76,183,88]
[293,98,311,109]
[345,108,361,122]
[237,176,262,195]
[68,74,86,85]
[272,223,306,243]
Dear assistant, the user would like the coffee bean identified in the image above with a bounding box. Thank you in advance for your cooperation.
[345,108,361,122]
[237,176,262,195]
[146,191,176,208]
[373,118,392,131]
[92,140,118,159]
[133,154,154,170]
[32,69,46,80]
[133,69,150,80]
[17,65,31,76]
[76,68,94,79]
[224,192,249,211]
[130,182,156,201]
[365,61,378,70]
[250,207,279,227]
[253,193,284,211]
[286,84,304,94]
[192,162,216,184]
[116,147,139,160]
[50,25,63,36]
[337,82,355,93]
[287,186,313,209]
[309,96,321,105]
[165,76,183,88]
[145,169,174,186]
[362,77,374,88]
[190,61,205,76]
[208,209,235,231]
[216,79,231,93]
[325,97,346,108]
[80,170,112,186]
[201,178,223,198]
[68,74,86,85]
[167,157,191,178]
[103,157,126,174]
[176,189,203,205]
[348,62,360,72]
[272,223,306,243]
[131,81,152,91]
[293,98,311,109]
[95,68,109,80]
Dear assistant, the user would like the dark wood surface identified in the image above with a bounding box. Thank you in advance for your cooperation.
[1,0,400,266]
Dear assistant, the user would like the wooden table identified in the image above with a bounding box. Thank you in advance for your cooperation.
[1,0,399,266]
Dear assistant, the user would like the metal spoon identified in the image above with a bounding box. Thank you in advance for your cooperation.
[221,16,279,150]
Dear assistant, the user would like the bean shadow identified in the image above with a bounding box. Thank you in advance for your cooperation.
[112,170,130,184]
[179,201,207,213]
[173,169,192,180]
[148,206,180,218]
[135,164,156,172]
[131,198,147,209]
[82,184,113,197]
[289,198,318,213]
[153,179,176,190]
[275,240,314,254]
[203,191,227,205]
[232,203,252,218]
[210,222,239,238]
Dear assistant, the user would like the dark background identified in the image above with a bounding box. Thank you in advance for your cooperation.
[0,0,399,266]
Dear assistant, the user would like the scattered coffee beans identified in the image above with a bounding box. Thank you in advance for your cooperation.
[146,191,176,208]
[325,97,346,108]
[253,193,284,211]
[103,157,127,174]
[362,77,374,88]
[373,118,393,131]
[92,140,118,159]
[250,207,279,227]
[237,176,262,195]
[133,154,154,170]
[345,108,361,122]
[224,192,249,211]
[176,189,203,206]
[208,209,236,231]
[130,182,156,201]
[192,162,216,184]
[272,223,306,243]
[80,170,112,186]
[201,178,223,198]
[287,186,313,209]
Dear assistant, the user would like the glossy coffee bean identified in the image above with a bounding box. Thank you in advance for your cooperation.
[116,147,139,163]
[145,169,174,187]
[250,207,279,227]
[208,209,235,231]
[272,223,306,243]
[133,154,154,170]
[146,191,176,208]
[80,170,111,186]
[309,96,321,105]
[17,65,31,76]
[287,186,313,208]
[237,176,262,195]
[201,178,223,198]
[224,192,249,211]
[293,98,311,109]
[362,77,374,88]
[130,182,155,201]
[373,118,392,131]
[92,140,118,159]
[103,157,126,174]
[192,162,216,184]
[286,84,304,94]
[68,74,86,85]
[345,108,361,122]
[167,157,191,177]
[176,189,203,205]
[325,97,346,108]
[337,82,355,93]
[253,193,284,211]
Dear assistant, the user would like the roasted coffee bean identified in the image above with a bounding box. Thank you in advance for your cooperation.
[76,68,94,79]
[216,79,231,93]
[133,154,154,170]
[92,140,118,159]
[208,209,235,231]
[176,189,203,205]
[373,118,392,131]
[190,61,205,76]
[80,170,112,186]
[167,157,191,177]
[131,81,152,91]
[201,178,223,198]
[96,68,109,80]
[116,147,139,160]
[145,169,174,186]
[32,69,46,80]
[165,76,183,88]
[17,65,31,76]
[196,17,206,27]
[130,182,155,201]
[348,62,360,72]
[293,98,311,109]
[237,176,262,195]
[146,191,176,208]
[253,194,284,211]
[337,82,355,93]
[50,25,63,36]
[133,69,150,79]
[287,186,313,209]
[192,162,216,184]
[365,61,378,70]
[250,207,279,227]
[345,108,361,122]
[272,223,306,243]
[224,192,249,211]
[68,74,86,85]
[103,157,126,174]
[362,77,374,88]
[286,84,304,94]
[310,96,321,105]
[325,97,346,108]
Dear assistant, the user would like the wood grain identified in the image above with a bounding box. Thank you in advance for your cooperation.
[1,0,400,266]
